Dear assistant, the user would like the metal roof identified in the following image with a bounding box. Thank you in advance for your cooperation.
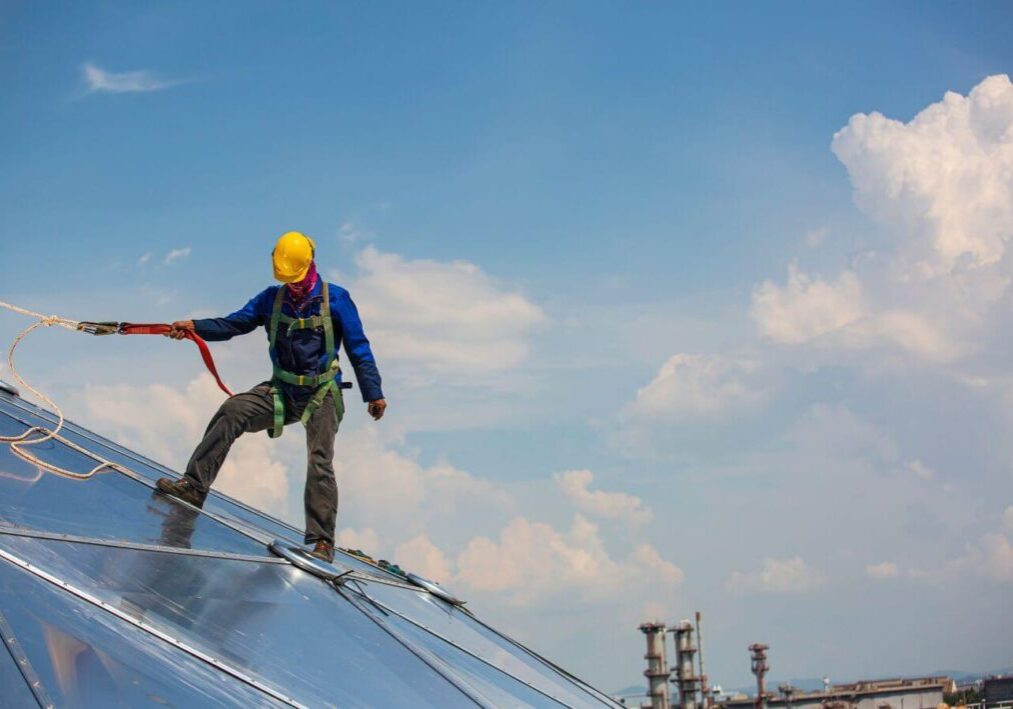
[0,386,620,707]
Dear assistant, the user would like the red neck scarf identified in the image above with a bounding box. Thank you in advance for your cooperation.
[286,261,318,310]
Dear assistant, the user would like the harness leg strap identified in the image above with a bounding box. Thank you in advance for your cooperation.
[269,387,285,439]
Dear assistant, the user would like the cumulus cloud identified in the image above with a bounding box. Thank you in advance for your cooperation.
[164,247,192,265]
[554,469,652,526]
[726,556,825,594]
[752,264,866,344]
[393,535,454,583]
[625,353,766,421]
[752,75,1013,364]
[332,425,515,546]
[83,63,181,94]
[615,353,770,457]
[346,246,546,376]
[454,514,682,607]
[832,74,1013,274]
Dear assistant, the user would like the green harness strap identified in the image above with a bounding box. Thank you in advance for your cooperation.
[267,281,343,438]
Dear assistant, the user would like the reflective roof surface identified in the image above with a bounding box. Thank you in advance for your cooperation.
[0,389,620,707]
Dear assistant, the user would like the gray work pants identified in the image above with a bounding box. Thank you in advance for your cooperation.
[183,381,344,544]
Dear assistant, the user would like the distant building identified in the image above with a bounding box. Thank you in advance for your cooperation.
[718,676,950,709]
[984,676,1013,707]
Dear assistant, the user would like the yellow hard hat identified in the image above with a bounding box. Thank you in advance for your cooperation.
[272,231,316,283]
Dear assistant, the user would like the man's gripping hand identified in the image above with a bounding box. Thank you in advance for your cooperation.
[167,320,195,340]
[368,399,387,421]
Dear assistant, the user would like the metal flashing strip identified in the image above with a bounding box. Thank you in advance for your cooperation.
[0,399,408,583]
[0,381,19,398]
[0,607,53,709]
[0,526,288,564]
[360,590,589,708]
[0,547,303,708]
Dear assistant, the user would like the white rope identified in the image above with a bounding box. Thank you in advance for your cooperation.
[0,299,125,480]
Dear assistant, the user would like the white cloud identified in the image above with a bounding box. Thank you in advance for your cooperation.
[393,535,454,584]
[865,561,900,579]
[345,246,546,376]
[727,556,825,594]
[332,426,515,547]
[554,469,652,526]
[83,63,180,94]
[137,252,152,266]
[752,75,1013,364]
[164,247,192,265]
[626,353,766,420]
[454,514,682,607]
[832,74,1013,274]
[751,263,865,345]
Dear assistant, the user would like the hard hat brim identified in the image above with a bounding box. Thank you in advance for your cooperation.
[273,262,310,283]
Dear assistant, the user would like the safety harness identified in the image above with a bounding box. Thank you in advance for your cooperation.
[267,281,347,439]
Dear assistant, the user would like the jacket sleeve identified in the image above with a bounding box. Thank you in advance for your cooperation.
[192,289,271,342]
[333,288,384,402]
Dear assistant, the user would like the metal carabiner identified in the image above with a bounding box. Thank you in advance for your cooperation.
[76,321,123,336]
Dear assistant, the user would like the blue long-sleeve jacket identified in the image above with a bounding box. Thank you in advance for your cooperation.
[193,281,384,403]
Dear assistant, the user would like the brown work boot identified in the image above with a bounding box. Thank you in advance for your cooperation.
[156,477,206,508]
[308,540,334,563]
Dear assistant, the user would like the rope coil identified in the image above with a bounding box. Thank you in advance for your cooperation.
[1,300,139,479]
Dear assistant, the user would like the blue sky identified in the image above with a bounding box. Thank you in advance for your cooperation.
[4,1,1013,694]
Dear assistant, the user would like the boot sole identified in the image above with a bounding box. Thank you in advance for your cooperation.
[156,479,205,508]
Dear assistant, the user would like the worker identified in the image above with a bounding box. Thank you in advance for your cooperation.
[156,231,386,562]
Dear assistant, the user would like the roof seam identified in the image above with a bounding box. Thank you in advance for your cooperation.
[0,526,289,564]
[335,583,490,708]
[0,605,53,708]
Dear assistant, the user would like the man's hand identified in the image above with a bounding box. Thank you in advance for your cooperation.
[166,320,195,340]
[368,399,387,421]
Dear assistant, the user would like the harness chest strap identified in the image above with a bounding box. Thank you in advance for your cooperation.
[267,282,346,438]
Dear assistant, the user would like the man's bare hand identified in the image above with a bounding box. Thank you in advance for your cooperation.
[167,320,195,340]
[368,399,387,421]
